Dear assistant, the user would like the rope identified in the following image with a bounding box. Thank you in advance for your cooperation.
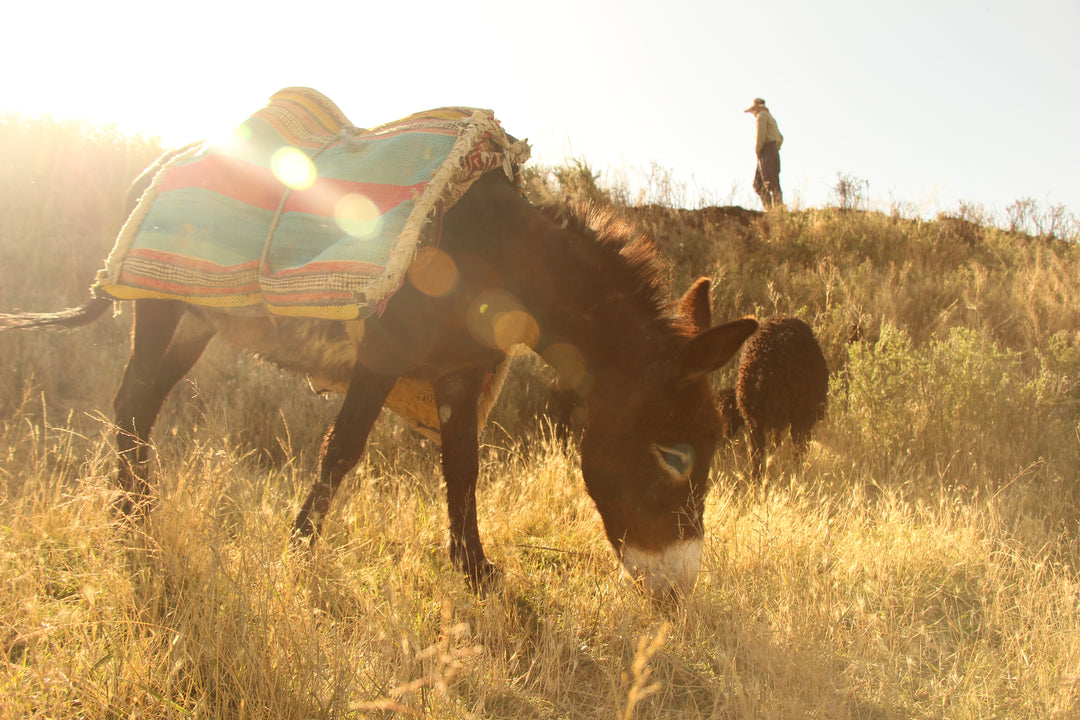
[257,126,365,281]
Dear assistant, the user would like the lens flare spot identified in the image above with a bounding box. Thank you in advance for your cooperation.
[493,310,539,351]
[542,342,588,393]
[407,246,459,297]
[335,193,383,239]
[271,147,317,190]
[466,289,539,351]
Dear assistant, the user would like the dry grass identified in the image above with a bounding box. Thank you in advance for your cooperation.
[3,411,1077,718]
[1,117,1079,719]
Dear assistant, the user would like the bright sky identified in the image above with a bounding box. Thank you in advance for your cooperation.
[4,0,1077,217]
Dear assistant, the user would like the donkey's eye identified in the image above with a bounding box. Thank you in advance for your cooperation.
[654,443,695,478]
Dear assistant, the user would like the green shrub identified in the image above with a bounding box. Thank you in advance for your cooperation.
[832,324,1069,484]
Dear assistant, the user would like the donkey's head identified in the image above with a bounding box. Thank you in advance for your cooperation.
[579,279,756,599]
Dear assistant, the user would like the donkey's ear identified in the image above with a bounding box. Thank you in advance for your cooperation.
[674,317,758,384]
[677,277,713,333]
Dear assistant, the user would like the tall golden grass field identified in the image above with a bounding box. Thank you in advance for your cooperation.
[1,115,1078,718]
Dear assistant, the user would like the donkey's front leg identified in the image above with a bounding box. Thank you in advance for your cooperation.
[293,367,398,542]
[434,367,498,589]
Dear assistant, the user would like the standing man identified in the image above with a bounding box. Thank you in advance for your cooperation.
[745,98,784,209]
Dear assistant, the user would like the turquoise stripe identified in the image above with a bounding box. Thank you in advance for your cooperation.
[267,203,415,271]
[135,190,420,273]
[136,189,273,267]
[317,133,459,186]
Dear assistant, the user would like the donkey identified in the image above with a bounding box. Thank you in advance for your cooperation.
[1,168,756,598]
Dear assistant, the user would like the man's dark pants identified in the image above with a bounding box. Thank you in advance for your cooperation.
[753,141,782,208]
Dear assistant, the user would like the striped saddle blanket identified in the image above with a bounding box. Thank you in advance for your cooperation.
[93,88,531,442]
[95,87,530,320]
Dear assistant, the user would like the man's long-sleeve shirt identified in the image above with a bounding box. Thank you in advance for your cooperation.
[755,111,784,154]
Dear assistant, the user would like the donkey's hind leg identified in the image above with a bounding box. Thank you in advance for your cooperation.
[790,420,815,465]
[292,365,398,542]
[113,300,213,513]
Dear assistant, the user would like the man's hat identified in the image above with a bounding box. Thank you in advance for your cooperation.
[744,98,767,113]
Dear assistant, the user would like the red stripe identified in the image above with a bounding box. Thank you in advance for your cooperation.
[126,248,260,274]
[266,260,384,277]
[284,177,420,216]
[157,156,281,208]
[118,272,262,296]
[130,248,384,279]
[157,154,423,215]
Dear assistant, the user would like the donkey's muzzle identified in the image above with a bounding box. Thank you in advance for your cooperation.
[620,539,703,599]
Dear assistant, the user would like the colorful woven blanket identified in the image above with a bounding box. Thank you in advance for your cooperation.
[93,88,531,442]
[95,87,530,320]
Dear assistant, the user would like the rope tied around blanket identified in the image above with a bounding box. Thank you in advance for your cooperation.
[257,126,365,281]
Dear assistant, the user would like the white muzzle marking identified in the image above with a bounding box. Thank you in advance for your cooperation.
[621,539,703,597]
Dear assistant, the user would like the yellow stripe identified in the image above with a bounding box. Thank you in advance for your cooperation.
[98,284,263,308]
[100,283,367,319]
[265,303,360,320]
[272,88,344,135]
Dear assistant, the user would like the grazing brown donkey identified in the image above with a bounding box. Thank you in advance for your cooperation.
[729,316,829,478]
[1,169,756,598]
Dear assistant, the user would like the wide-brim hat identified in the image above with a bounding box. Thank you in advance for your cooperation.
[744,98,767,112]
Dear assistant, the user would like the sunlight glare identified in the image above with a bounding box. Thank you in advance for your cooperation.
[542,342,589,393]
[466,289,539,351]
[493,310,539,351]
[406,246,459,297]
[335,193,383,239]
[207,122,254,155]
[271,147,317,190]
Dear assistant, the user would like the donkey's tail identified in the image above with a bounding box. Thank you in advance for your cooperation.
[0,297,113,330]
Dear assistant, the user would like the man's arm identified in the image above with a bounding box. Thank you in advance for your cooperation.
[755,113,768,153]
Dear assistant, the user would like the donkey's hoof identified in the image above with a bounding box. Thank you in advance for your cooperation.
[113,492,152,520]
[464,559,502,593]
[288,526,317,552]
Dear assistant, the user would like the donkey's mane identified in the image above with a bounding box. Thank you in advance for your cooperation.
[538,201,687,333]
